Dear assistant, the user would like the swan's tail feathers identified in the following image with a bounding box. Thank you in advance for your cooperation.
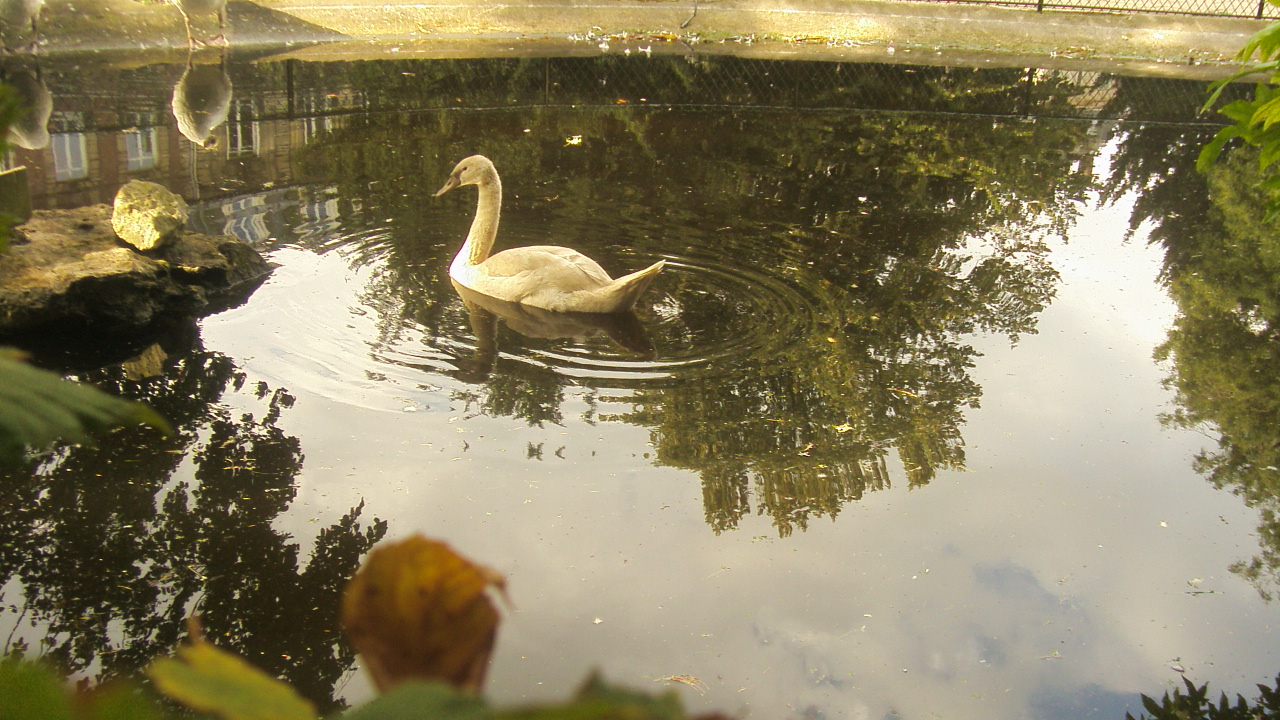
[605,259,665,312]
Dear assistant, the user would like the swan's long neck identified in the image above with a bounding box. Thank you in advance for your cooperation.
[459,173,502,267]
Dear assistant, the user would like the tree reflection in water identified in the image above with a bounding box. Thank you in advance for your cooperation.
[293,61,1098,536]
[1096,73,1280,600]
[623,108,1081,535]
[0,330,387,710]
[1107,134,1280,599]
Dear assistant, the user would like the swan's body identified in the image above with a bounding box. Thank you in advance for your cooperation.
[171,53,231,148]
[436,155,664,314]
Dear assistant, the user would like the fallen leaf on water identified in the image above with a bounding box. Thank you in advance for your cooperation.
[832,423,854,433]
[659,675,708,694]
[341,535,505,693]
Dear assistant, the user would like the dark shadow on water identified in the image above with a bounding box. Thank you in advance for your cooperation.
[0,326,386,710]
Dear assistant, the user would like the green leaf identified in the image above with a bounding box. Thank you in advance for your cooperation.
[1258,137,1280,169]
[1205,63,1280,113]
[337,675,697,720]
[1239,21,1280,62]
[1263,197,1280,223]
[80,683,171,720]
[1257,95,1280,129]
[1220,97,1261,124]
[0,348,169,463]
[1206,73,1252,112]
[1197,127,1241,172]
[1257,173,1280,191]
[0,657,74,720]
[339,682,490,720]
[489,672,688,720]
[1218,98,1259,125]
[147,641,315,720]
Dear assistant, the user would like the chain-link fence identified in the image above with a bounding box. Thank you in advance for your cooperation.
[29,54,1235,134]
[927,0,1277,20]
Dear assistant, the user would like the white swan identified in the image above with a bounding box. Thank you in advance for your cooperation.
[435,155,665,314]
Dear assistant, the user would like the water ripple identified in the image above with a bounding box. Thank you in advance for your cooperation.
[402,240,847,387]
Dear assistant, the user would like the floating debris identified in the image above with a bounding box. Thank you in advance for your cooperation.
[659,675,707,693]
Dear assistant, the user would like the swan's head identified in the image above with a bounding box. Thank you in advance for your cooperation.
[435,154,496,197]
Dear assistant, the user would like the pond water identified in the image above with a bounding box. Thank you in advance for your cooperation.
[3,48,1280,719]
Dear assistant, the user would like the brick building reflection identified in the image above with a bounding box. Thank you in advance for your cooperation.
[1,54,362,226]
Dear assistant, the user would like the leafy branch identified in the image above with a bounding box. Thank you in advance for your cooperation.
[0,348,170,462]
[1199,0,1280,219]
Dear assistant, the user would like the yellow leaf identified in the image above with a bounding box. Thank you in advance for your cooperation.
[147,635,315,720]
[342,535,505,693]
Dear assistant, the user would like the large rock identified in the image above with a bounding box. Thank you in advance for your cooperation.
[111,180,189,251]
[0,204,271,336]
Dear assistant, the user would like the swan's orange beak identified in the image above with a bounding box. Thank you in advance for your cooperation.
[434,174,459,197]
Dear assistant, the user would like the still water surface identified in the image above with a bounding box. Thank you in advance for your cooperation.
[3,50,1279,719]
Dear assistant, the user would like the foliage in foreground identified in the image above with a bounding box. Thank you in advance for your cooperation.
[1200,0,1280,219]
[0,536,727,720]
[0,348,170,462]
[1126,675,1280,720]
[0,651,699,720]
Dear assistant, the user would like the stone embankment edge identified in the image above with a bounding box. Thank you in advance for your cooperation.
[248,0,1267,70]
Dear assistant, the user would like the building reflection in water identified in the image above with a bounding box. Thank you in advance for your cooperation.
[1,56,362,214]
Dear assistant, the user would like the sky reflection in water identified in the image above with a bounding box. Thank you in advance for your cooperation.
[2,52,1278,720]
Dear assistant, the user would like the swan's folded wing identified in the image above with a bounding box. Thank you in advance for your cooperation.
[483,246,614,290]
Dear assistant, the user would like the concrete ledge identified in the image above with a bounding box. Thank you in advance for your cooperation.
[251,0,1266,65]
[17,0,1270,75]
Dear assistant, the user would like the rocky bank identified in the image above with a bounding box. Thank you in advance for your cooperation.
[0,204,271,338]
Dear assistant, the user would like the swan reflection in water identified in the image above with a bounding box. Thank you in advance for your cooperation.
[171,47,231,149]
[2,58,50,150]
[448,279,655,383]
